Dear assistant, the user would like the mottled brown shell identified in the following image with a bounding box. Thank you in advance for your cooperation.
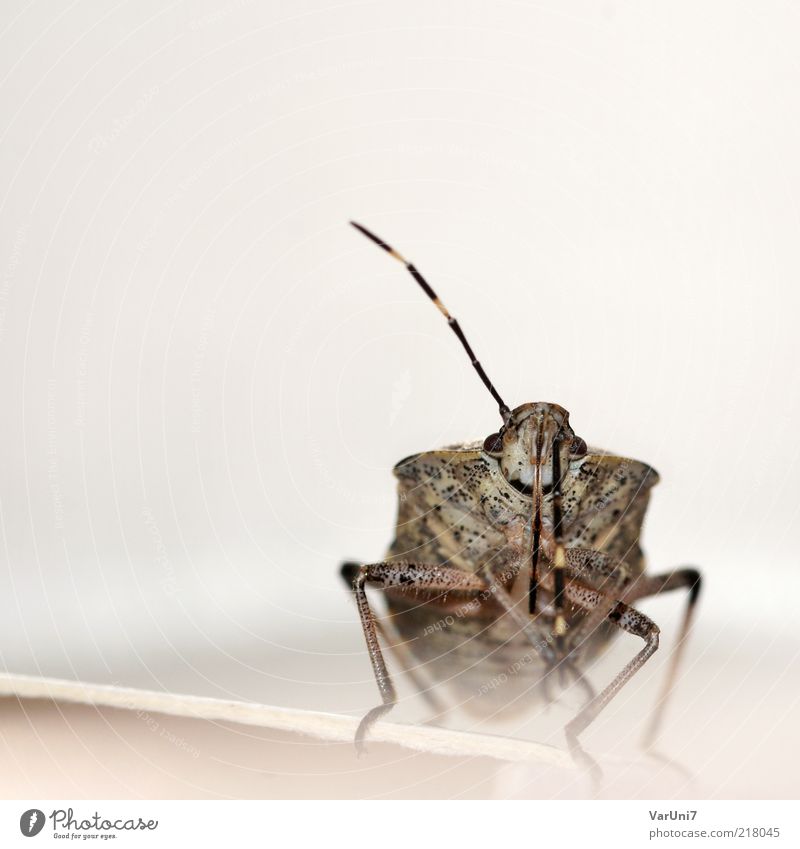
[388,442,658,582]
[381,442,659,717]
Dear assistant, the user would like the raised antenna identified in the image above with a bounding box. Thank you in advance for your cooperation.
[350,221,510,421]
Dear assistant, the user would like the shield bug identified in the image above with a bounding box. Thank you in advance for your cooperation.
[341,222,701,779]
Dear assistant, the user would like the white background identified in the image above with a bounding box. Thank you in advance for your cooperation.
[0,0,798,797]
[1,800,796,847]
[1,801,793,847]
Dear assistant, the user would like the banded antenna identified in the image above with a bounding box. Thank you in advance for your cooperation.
[350,221,510,422]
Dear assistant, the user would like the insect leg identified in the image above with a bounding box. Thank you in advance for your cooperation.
[561,580,660,782]
[478,561,560,666]
[344,560,486,753]
[558,549,626,656]
[339,562,449,720]
[621,568,702,750]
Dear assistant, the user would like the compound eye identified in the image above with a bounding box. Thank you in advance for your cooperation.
[482,432,504,455]
[570,436,588,457]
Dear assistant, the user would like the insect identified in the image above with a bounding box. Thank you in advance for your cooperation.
[341,221,702,778]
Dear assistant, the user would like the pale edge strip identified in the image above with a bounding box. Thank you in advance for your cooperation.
[0,672,571,768]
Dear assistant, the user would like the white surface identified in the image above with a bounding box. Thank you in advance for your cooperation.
[0,0,798,797]
[0,672,570,767]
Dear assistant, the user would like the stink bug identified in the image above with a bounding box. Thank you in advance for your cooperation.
[341,222,701,779]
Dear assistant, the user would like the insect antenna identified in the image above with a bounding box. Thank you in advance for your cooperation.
[350,221,510,422]
[549,436,568,641]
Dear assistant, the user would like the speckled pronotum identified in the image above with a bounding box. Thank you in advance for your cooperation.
[341,222,701,779]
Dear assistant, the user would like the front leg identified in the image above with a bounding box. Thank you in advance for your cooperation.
[340,561,451,720]
[344,560,486,753]
[562,580,661,782]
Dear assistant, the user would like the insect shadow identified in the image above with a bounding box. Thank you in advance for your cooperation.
[341,221,701,783]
